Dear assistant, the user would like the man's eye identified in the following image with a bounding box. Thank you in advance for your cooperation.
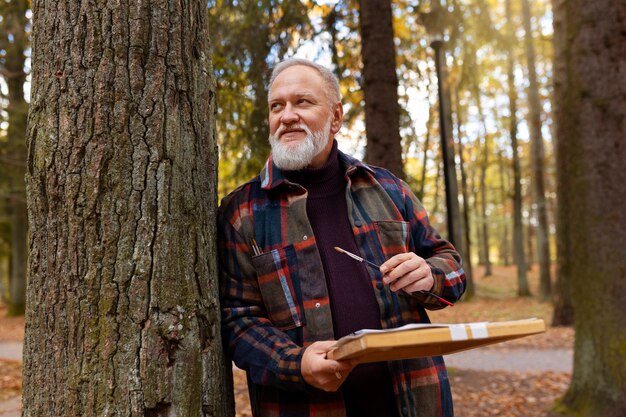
[270,103,283,111]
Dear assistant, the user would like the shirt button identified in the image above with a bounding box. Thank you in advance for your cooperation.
[315,302,321,308]
[354,219,362,227]
[303,235,308,241]
[402,407,408,416]
[376,282,384,289]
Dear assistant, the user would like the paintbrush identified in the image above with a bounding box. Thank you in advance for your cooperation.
[333,246,454,307]
[333,246,381,270]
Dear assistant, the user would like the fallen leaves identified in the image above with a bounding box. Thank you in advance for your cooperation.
[0,360,21,401]
[230,365,571,417]
[0,307,24,343]
[450,370,570,417]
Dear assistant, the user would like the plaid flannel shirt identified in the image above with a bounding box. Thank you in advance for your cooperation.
[218,149,466,417]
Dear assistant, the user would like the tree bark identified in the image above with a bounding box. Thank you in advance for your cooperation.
[358,0,405,179]
[23,1,233,416]
[552,0,626,414]
[549,0,573,326]
[522,0,551,300]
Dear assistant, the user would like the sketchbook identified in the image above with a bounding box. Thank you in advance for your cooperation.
[326,318,546,363]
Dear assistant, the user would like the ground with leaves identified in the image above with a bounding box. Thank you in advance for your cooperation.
[1,265,572,416]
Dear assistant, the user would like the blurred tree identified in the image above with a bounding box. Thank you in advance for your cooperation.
[552,0,626,415]
[22,0,232,415]
[472,81,493,276]
[0,0,29,316]
[453,88,475,298]
[357,0,404,179]
[505,0,530,296]
[496,147,510,266]
[521,0,551,300]
[320,0,364,135]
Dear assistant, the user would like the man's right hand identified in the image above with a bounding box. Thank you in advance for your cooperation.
[301,341,359,392]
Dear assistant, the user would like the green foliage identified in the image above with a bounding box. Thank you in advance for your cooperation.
[208,0,314,198]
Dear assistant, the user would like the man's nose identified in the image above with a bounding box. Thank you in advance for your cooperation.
[280,103,299,124]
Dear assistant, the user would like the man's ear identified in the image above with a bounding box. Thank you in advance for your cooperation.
[330,102,344,135]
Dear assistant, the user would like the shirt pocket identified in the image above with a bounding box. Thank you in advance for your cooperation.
[250,245,304,331]
[374,220,410,258]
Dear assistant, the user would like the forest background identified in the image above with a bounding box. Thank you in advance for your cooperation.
[0,0,560,325]
[0,0,625,416]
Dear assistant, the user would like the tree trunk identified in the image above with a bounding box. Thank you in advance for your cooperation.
[522,0,551,300]
[472,86,492,276]
[8,203,27,316]
[23,1,233,416]
[358,0,405,179]
[432,40,464,251]
[549,0,573,326]
[506,0,530,296]
[453,89,474,299]
[1,0,29,316]
[418,102,434,202]
[552,0,626,414]
[497,149,511,266]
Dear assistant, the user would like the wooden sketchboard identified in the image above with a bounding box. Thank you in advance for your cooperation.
[327,318,546,363]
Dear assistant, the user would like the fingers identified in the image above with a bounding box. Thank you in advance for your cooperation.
[301,341,359,392]
[380,253,434,293]
[393,271,434,293]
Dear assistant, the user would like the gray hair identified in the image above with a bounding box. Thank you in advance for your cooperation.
[269,58,341,104]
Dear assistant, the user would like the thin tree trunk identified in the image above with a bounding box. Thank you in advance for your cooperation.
[8,203,27,316]
[23,1,233,415]
[526,223,535,269]
[358,0,405,179]
[1,0,29,316]
[433,41,464,250]
[326,4,344,81]
[479,148,491,277]
[472,86,492,276]
[497,148,511,266]
[418,104,434,202]
[550,0,572,326]
[472,161,486,267]
[522,0,551,300]
[453,89,474,298]
[505,1,530,296]
[553,0,626,414]
[432,161,443,221]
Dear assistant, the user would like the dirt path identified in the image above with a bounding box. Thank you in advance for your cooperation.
[0,397,20,417]
[0,341,572,372]
[446,346,573,373]
[0,343,21,362]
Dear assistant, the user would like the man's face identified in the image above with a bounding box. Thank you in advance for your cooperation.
[267,65,342,170]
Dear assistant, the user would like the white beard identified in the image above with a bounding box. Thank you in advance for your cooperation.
[268,118,332,171]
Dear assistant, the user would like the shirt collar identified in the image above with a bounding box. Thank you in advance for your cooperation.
[259,140,374,190]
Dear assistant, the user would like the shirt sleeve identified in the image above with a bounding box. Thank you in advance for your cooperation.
[399,179,466,309]
[218,208,308,392]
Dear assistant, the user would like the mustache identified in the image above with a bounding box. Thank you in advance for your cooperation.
[274,123,312,137]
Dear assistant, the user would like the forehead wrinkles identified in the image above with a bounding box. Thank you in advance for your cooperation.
[268,66,329,102]
[268,90,317,103]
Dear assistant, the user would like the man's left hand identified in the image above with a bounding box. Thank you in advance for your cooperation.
[379,252,434,293]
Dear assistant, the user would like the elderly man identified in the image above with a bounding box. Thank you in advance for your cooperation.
[218,58,466,417]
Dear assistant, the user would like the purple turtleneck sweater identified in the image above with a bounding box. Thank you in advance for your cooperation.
[285,142,397,417]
